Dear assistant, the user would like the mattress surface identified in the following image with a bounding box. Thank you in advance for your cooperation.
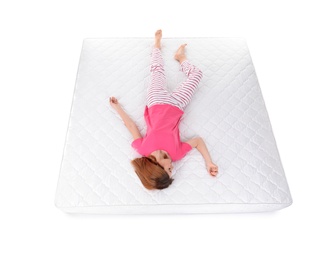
[55,38,292,214]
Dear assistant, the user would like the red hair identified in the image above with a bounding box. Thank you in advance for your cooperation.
[131,155,174,190]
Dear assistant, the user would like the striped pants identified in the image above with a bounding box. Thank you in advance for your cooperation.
[147,47,203,111]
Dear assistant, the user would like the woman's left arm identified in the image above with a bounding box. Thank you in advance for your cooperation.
[186,137,218,176]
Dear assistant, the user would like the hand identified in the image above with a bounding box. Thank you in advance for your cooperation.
[206,162,218,176]
[109,96,121,110]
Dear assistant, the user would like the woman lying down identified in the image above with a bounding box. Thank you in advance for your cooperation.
[110,30,218,190]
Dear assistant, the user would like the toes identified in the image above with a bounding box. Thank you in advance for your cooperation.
[177,44,187,53]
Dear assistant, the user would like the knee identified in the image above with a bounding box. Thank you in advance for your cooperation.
[150,63,164,73]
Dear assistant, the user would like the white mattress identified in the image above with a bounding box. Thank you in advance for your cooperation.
[55,38,292,214]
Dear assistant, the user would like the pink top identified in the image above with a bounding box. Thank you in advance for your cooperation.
[131,104,192,161]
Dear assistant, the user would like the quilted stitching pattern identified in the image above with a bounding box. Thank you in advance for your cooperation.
[55,38,292,212]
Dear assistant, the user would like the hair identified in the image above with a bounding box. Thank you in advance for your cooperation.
[131,155,174,190]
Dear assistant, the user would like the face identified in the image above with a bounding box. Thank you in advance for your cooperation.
[155,150,174,176]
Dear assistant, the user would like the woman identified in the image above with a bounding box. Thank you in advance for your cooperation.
[110,30,218,190]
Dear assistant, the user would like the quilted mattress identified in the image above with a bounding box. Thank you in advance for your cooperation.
[55,37,292,214]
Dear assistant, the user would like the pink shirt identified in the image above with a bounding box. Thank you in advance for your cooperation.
[131,104,192,161]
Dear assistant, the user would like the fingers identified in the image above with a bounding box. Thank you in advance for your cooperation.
[211,172,218,176]
[210,171,217,176]
[109,96,118,104]
[209,166,218,176]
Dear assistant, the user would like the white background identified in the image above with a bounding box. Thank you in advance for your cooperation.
[1,0,320,259]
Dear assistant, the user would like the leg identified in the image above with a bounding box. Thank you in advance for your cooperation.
[147,30,171,108]
[170,45,203,110]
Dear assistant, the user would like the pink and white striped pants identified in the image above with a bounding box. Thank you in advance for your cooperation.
[147,47,203,111]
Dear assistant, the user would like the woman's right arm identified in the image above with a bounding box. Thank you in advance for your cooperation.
[109,97,142,140]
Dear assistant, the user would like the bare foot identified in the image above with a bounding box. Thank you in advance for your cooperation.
[174,44,187,64]
[154,29,162,49]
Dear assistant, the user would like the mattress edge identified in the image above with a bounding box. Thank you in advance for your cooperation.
[55,201,293,214]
